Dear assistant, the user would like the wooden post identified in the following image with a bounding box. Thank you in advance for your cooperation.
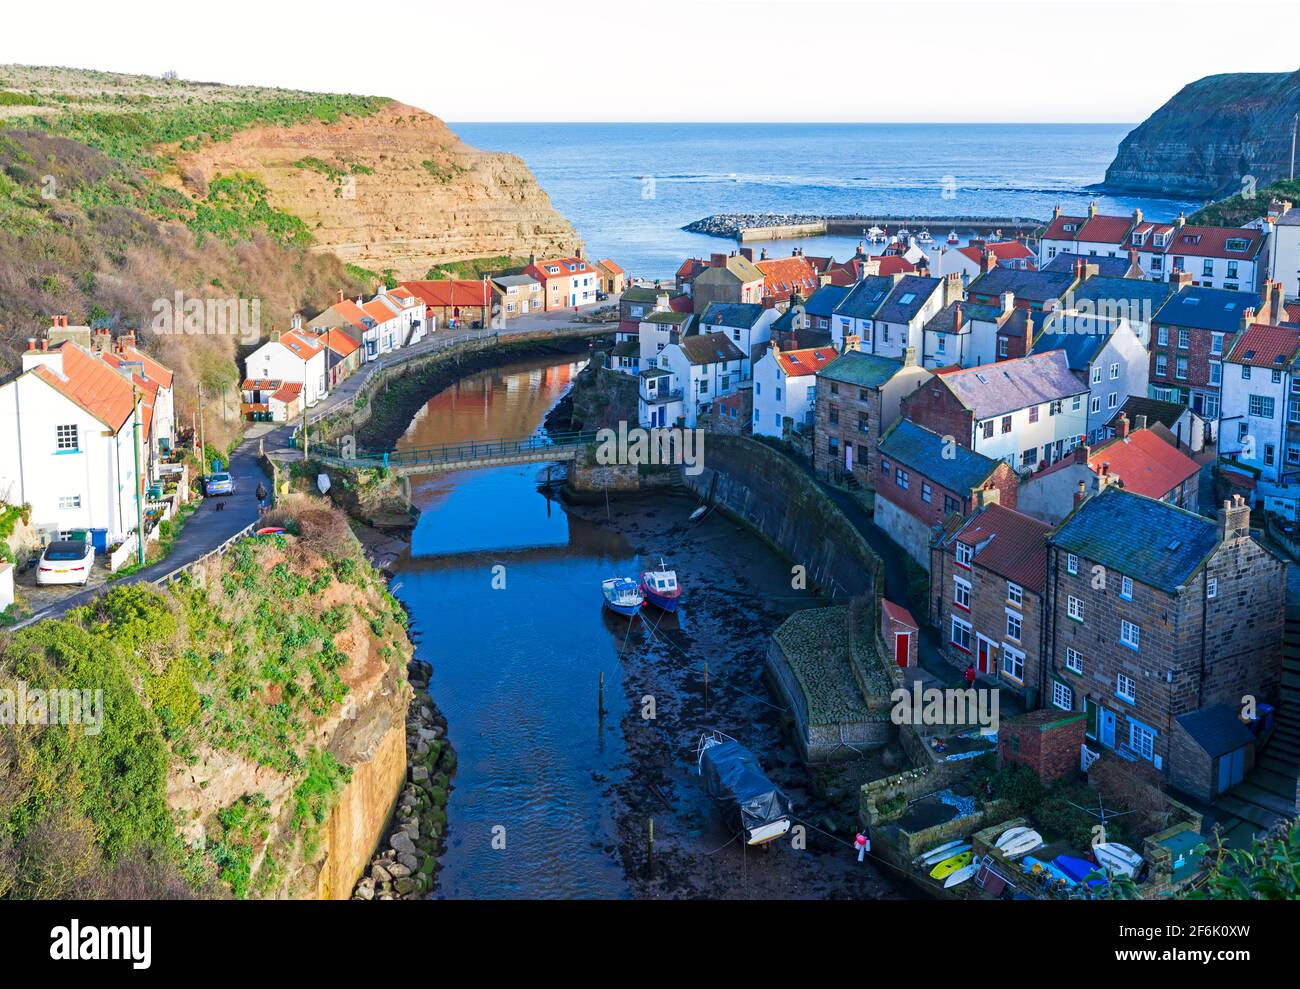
[598,671,605,718]
[703,662,709,712]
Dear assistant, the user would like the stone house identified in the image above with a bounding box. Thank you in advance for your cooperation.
[1147,271,1261,431]
[965,265,1078,312]
[594,258,626,296]
[812,344,931,485]
[1044,488,1285,779]
[930,502,1051,700]
[690,251,765,314]
[898,350,1089,473]
[644,332,745,429]
[491,274,544,318]
[872,418,1019,570]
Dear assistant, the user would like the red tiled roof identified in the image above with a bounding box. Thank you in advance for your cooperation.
[953,503,1051,593]
[280,328,323,360]
[881,599,918,630]
[956,241,1036,265]
[333,299,373,332]
[1089,429,1200,500]
[30,342,135,430]
[399,279,492,307]
[676,257,710,282]
[773,346,838,377]
[1225,322,1300,367]
[597,258,624,275]
[322,328,359,358]
[871,254,917,276]
[1285,302,1300,323]
[1166,224,1263,259]
[241,378,282,391]
[525,257,593,282]
[102,345,175,389]
[271,381,303,403]
[756,255,820,302]
[1042,213,1088,241]
[1076,214,1134,244]
[361,298,401,324]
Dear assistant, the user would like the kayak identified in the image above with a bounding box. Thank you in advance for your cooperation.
[943,862,980,888]
[930,851,973,880]
[917,840,969,866]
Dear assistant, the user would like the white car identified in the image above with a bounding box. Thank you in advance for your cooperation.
[36,540,96,586]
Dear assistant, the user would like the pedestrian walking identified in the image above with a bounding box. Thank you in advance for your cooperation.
[256,482,268,514]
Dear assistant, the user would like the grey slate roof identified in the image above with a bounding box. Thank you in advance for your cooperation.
[967,267,1076,304]
[804,284,850,318]
[1109,395,1195,431]
[699,302,767,330]
[1176,704,1255,758]
[492,274,538,288]
[878,418,1003,493]
[1031,331,1109,371]
[1049,487,1220,593]
[1042,253,1133,277]
[1068,275,1174,318]
[875,276,942,324]
[937,350,1087,419]
[833,275,897,319]
[817,350,904,388]
[678,331,745,366]
[924,301,1001,335]
[1154,286,1261,333]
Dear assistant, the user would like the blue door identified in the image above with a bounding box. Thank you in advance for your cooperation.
[1100,708,1116,748]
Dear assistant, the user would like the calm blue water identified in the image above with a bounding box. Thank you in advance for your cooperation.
[450,122,1202,279]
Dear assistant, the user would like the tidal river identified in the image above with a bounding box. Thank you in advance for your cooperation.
[389,352,897,899]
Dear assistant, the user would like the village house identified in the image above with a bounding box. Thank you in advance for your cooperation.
[644,332,745,429]
[675,257,711,295]
[1031,314,1149,442]
[524,255,599,311]
[239,379,302,423]
[830,273,955,356]
[308,294,381,361]
[690,251,765,313]
[1044,488,1285,779]
[1149,217,1268,292]
[1042,251,1142,279]
[360,296,406,355]
[799,283,851,335]
[697,302,778,376]
[593,258,626,296]
[930,502,1051,701]
[1058,274,1173,347]
[872,417,1019,570]
[926,239,1037,285]
[755,249,821,307]
[1039,203,1140,263]
[812,344,931,485]
[1147,272,1261,429]
[922,292,1030,369]
[1267,201,1300,299]
[1218,320,1300,483]
[637,299,695,370]
[620,285,691,320]
[711,383,753,435]
[1018,415,1202,523]
[751,343,838,439]
[401,279,492,330]
[0,340,150,546]
[607,321,641,375]
[320,328,362,389]
[899,350,1089,472]
[375,285,425,346]
[93,329,176,458]
[244,329,327,408]
[491,274,544,318]
[1108,395,1207,453]
[966,263,1078,313]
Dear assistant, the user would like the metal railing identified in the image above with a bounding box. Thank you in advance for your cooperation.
[331,430,601,468]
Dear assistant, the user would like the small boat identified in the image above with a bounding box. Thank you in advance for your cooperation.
[601,577,644,617]
[866,225,885,244]
[1093,842,1143,878]
[915,839,966,866]
[947,230,960,244]
[255,527,286,537]
[996,827,1044,859]
[688,504,708,523]
[640,561,681,612]
[916,228,933,245]
[995,825,1032,848]
[944,861,979,888]
[697,730,792,845]
[930,850,972,881]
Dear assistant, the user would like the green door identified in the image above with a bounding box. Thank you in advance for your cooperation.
[1085,698,1099,740]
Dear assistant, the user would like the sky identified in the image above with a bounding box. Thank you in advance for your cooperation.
[1,0,1296,123]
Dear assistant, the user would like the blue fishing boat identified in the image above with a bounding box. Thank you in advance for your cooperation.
[601,577,644,617]
[640,561,681,612]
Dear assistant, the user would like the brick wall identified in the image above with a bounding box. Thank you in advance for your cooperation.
[814,378,881,485]
[899,379,974,449]
[998,710,1085,783]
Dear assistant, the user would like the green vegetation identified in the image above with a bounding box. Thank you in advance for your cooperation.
[0,505,410,899]
[0,502,32,564]
[1183,820,1300,900]
[425,255,526,280]
[1189,179,1300,227]
[420,158,466,184]
[189,173,312,247]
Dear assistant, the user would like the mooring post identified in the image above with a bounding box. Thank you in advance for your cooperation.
[598,671,605,718]
[703,661,709,712]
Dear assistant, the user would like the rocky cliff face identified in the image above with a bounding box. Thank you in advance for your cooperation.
[170,102,580,279]
[1104,71,1300,198]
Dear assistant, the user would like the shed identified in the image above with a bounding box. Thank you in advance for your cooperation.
[880,599,918,669]
[1169,704,1256,801]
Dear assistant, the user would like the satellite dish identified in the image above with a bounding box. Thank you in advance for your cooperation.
[317,473,331,494]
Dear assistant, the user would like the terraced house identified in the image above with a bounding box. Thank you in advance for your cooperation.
[812,345,931,484]
[830,273,955,357]
[524,254,599,310]
[1218,320,1300,483]
[930,503,1051,703]
[1044,488,1285,779]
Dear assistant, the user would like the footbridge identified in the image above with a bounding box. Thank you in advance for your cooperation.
[317,430,601,476]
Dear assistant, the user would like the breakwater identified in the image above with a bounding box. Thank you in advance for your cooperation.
[684,213,1046,241]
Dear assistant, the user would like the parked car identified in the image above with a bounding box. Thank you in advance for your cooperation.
[36,540,95,586]
[205,472,236,497]
[596,291,609,301]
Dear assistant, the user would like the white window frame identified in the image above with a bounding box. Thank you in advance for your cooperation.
[950,616,972,653]
[1065,647,1083,674]
[1117,671,1137,702]
[953,576,972,611]
[1001,645,1025,683]
[1052,680,1073,711]
[1005,608,1022,641]
[1120,620,1140,652]
[1120,575,1133,600]
[1067,595,1084,622]
[1007,582,1023,607]
[1066,553,1078,575]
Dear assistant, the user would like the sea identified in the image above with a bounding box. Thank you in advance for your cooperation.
[449,122,1203,281]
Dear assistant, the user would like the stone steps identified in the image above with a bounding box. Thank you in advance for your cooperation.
[1214,794,1283,831]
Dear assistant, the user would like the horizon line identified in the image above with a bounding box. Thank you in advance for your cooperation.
[445,120,1139,127]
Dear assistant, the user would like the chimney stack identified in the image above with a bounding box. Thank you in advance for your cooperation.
[954,302,963,330]
[1218,493,1250,543]
[1175,213,1186,228]
[711,252,726,268]
[981,250,997,274]
[1074,442,1090,465]
[25,337,36,351]
[1170,270,1194,291]
[1114,413,1130,439]
[1088,201,1098,218]
[844,334,861,354]
[1074,480,1087,507]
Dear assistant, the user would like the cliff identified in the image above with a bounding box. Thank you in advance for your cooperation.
[1103,70,1300,198]
[168,101,579,280]
[0,500,413,899]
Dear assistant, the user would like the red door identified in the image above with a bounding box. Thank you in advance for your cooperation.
[976,638,993,675]
[894,632,910,668]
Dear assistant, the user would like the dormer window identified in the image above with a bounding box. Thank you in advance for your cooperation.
[1062,223,1077,232]
[1225,238,1249,252]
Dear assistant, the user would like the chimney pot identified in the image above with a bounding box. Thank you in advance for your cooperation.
[1115,413,1130,439]
[26,337,36,350]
